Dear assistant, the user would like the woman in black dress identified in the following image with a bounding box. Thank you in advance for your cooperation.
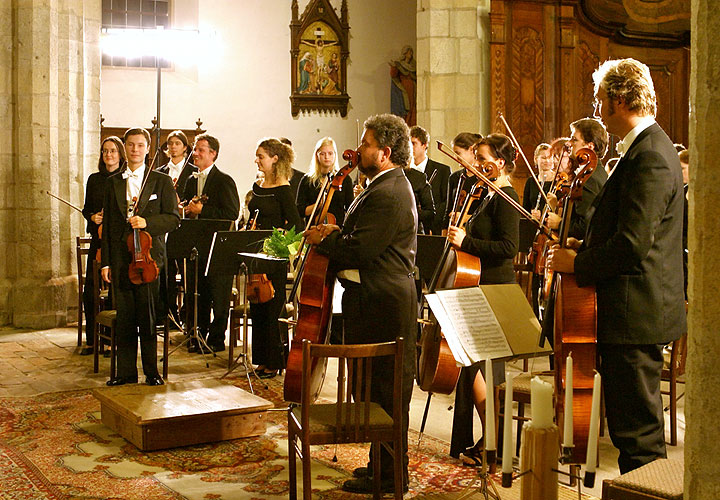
[445,133,520,461]
[296,137,353,228]
[248,138,303,378]
[80,136,126,355]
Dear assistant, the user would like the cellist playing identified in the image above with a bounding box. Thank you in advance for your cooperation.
[445,134,520,464]
[548,58,686,473]
[101,128,180,387]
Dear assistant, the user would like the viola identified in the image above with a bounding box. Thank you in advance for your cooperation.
[243,209,276,304]
[284,149,359,403]
[543,147,598,465]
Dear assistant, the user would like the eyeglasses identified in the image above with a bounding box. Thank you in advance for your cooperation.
[102,149,118,155]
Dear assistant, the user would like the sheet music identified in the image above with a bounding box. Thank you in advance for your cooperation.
[427,287,512,365]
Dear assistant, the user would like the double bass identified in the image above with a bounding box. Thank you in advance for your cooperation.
[545,147,598,465]
[283,149,359,403]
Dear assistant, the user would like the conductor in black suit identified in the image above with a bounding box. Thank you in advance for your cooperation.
[410,125,450,235]
[305,114,418,494]
[548,58,686,473]
[101,128,180,386]
[182,133,240,352]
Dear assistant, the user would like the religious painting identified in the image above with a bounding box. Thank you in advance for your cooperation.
[390,45,417,126]
[290,0,350,117]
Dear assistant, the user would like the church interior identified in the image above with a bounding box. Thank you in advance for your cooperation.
[1,0,718,499]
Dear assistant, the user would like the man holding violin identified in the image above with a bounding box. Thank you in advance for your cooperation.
[101,127,180,387]
[548,59,686,473]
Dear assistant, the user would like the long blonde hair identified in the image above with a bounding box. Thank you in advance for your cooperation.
[309,137,339,186]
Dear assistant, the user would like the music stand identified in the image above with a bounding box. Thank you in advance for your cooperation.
[165,219,235,367]
[206,231,285,393]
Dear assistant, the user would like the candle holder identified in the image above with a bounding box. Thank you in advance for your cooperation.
[583,470,596,488]
[560,444,575,464]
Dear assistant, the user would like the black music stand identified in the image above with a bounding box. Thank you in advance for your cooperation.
[206,231,285,393]
[165,219,235,367]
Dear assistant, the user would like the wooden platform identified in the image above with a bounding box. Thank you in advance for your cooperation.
[93,379,273,451]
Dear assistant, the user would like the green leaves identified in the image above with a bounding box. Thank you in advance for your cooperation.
[262,226,303,259]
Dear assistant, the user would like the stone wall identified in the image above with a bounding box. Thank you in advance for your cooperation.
[0,0,100,327]
[416,0,491,164]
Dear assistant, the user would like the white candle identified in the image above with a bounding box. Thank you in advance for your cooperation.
[502,371,514,474]
[485,358,496,451]
[585,371,602,473]
[530,376,554,429]
[562,353,574,447]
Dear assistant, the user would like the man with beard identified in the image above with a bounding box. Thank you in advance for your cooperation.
[304,113,418,493]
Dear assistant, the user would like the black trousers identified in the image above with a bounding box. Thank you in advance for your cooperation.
[598,343,667,473]
[249,269,288,370]
[341,282,416,488]
[185,261,233,347]
[113,278,160,380]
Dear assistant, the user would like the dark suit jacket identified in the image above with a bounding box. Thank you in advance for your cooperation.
[424,159,451,233]
[182,165,240,221]
[574,123,686,345]
[157,159,197,197]
[403,168,435,234]
[101,169,180,289]
[569,161,608,239]
[317,167,418,345]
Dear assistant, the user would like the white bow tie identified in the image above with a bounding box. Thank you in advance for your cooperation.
[191,171,206,179]
[615,141,627,156]
[122,169,142,180]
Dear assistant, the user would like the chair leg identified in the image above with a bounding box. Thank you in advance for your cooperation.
[163,317,169,380]
[301,440,312,500]
[288,430,297,500]
[110,325,117,380]
[372,442,382,500]
[669,369,677,446]
[93,323,100,374]
[393,439,403,500]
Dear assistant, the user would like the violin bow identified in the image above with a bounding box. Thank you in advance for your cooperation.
[44,190,83,213]
[497,112,550,206]
[436,141,553,237]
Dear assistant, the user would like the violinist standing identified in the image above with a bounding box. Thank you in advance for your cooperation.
[80,136,126,355]
[410,125,450,234]
[445,134,520,461]
[548,58,686,473]
[157,130,197,326]
[101,128,180,386]
[182,134,240,353]
[305,114,417,494]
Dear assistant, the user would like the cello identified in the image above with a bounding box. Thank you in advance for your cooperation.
[283,149,359,403]
[545,147,598,465]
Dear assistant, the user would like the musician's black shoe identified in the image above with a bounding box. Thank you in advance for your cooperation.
[145,376,165,386]
[79,345,94,356]
[342,477,408,494]
[257,369,278,379]
[187,343,200,353]
[352,466,370,478]
[106,376,138,386]
[208,343,225,353]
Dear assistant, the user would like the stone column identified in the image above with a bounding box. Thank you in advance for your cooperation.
[0,0,100,327]
[685,1,720,498]
[416,0,491,163]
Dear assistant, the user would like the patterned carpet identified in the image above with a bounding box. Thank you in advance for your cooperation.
[0,376,485,499]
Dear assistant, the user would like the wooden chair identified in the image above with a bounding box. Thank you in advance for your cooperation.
[601,458,683,500]
[76,236,92,346]
[287,338,405,500]
[92,260,117,378]
[661,333,687,446]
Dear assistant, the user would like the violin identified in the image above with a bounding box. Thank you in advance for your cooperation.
[127,196,159,285]
[244,209,275,304]
[180,194,209,219]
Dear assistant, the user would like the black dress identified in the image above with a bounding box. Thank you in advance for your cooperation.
[80,170,117,346]
[443,170,482,229]
[247,183,303,371]
[450,185,520,458]
[295,174,353,228]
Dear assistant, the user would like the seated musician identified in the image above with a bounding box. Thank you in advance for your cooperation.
[445,133,520,463]
[522,142,553,215]
[295,137,353,227]
[182,133,240,353]
[248,138,303,378]
[101,128,180,386]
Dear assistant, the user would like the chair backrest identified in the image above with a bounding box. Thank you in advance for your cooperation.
[300,338,404,442]
[76,236,92,278]
[92,259,115,313]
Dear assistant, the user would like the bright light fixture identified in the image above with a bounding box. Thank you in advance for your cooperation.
[101,26,217,66]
